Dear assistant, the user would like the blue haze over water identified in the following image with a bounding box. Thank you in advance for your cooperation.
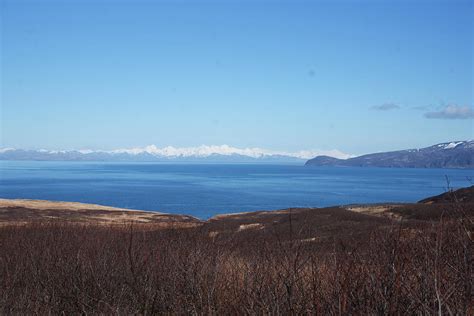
[0,161,472,219]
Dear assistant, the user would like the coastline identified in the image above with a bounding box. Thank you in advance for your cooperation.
[1,185,472,226]
[0,198,200,226]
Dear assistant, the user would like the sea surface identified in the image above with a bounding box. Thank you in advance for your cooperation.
[0,161,472,218]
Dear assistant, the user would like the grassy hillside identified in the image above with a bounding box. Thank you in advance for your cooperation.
[0,188,472,314]
[0,199,199,227]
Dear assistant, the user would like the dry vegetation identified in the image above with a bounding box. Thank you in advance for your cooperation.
[0,189,472,314]
[0,199,199,227]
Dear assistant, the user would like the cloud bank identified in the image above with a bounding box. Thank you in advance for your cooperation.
[424,105,474,120]
[370,103,400,111]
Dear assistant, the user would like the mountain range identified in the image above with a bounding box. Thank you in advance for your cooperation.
[0,145,350,163]
[2,142,472,167]
[305,141,474,169]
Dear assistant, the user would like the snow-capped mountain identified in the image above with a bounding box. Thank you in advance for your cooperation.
[305,140,474,169]
[0,145,351,163]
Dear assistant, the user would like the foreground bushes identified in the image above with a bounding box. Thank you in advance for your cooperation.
[0,214,472,314]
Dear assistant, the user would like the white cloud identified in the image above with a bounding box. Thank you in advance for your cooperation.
[370,103,400,111]
[425,105,474,119]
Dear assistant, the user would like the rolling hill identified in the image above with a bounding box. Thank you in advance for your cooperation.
[305,140,474,168]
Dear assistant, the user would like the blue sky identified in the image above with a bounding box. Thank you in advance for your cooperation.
[1,0,473,155]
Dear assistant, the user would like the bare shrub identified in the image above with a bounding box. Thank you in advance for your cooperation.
[0,207,472,314]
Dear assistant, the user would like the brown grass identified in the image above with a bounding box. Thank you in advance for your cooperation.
[0,199,200,227]
[0,200,472,314]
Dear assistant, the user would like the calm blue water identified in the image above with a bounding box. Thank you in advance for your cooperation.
[0,161,472,218]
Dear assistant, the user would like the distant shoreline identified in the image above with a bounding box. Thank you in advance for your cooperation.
[1,185,472,225]
[2,159,473,170]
